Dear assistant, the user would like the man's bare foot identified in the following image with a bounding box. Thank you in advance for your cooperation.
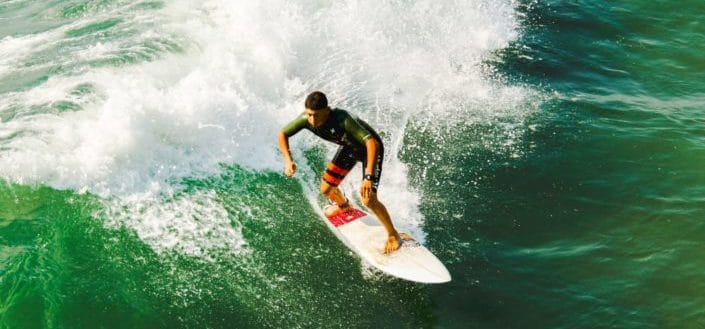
[399,233,413,241]
[324,201,351,217]
[384,233,402,254]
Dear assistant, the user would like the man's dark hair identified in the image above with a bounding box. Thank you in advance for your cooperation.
[305,91,328,110]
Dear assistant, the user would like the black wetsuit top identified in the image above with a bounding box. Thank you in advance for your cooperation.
[281,108,384,189]
[281,108,381,150]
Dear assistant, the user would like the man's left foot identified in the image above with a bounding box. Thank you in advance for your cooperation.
[384,233,402,254]
[324,199,351,217]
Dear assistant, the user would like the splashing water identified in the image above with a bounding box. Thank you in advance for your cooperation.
[0,0,535,257]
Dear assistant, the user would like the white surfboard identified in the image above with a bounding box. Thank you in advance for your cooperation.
[323,206,451,284]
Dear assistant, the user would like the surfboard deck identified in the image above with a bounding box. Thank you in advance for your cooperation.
[324,206,451,284]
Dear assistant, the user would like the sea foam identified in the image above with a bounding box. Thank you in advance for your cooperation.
[0,0,532,256]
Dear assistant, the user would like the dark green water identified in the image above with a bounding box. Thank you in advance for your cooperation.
[2,1,705,328]
[470,1,705,328]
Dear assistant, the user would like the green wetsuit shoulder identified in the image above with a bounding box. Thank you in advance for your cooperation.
[281,109,378,148]
[281,112,308,137]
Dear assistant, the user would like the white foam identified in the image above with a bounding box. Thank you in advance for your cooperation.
[289,0,532,244]
[0,0,534,257]
[101,190,248,258]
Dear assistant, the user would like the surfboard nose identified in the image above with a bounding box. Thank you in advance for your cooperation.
[384,255,452,284]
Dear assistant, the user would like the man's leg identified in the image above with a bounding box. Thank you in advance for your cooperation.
[320,180,348,206]
[321,147,357,216]
[357,139,402,253]
[362,192,401,253]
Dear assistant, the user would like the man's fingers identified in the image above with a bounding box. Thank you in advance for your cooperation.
[284,163,297,177]
[363,186,370,199]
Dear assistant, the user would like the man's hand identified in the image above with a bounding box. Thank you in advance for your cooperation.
[360,178,373,199]
[284,160,297,177]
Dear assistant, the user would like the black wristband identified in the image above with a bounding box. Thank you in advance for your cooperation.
[363,174,374,181]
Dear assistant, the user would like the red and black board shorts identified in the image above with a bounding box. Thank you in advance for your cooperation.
[322,139,384,192]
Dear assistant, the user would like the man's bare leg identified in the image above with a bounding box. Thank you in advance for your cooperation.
[328,186,347,205]
[362,192,401,253]
[321,181,350,216]
[323,180,401,253]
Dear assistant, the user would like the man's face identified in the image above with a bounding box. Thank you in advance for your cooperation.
[305,107,330,128]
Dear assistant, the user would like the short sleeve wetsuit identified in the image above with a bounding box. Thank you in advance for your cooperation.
[281,108,384,191]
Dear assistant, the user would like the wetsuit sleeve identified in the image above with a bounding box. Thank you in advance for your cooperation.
[342,113,372,145]
[281,113,308,137]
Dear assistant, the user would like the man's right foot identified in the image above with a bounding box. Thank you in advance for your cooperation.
[384,232,402,254]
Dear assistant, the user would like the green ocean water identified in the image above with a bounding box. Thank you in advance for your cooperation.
[1,1,705,328]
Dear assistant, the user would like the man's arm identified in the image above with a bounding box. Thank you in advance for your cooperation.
[341,113,378,197]
[278,130,297,177]
[364,137,379,176]
[278,114,307,177]
[360,137,379,199]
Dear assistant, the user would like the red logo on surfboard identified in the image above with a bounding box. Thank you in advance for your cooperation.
[326,208,366,227]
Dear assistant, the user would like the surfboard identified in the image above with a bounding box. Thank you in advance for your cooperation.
[323,205,451,284]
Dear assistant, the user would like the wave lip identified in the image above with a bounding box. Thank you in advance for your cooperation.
[0,0,533,257]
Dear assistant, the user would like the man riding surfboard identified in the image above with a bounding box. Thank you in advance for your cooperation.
[277,91,402,253]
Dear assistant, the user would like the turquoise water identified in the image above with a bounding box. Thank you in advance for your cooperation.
[2,1,704,328]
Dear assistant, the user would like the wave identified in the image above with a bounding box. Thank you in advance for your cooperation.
[0,0,535,257]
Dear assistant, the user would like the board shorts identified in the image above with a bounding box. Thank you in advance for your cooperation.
[322,139,384,192]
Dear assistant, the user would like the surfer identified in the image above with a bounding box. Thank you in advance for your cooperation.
[278,91,402,253]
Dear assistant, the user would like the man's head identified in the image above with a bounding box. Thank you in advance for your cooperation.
[304,91,331,127]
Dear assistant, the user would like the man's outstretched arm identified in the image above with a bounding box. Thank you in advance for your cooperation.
[278,131,296,177]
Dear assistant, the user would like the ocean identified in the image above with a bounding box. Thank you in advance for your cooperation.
[1,1,704,328]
